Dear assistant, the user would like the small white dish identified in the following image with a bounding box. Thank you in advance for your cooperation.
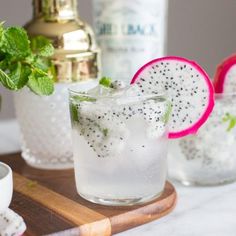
[0,208,26,236]
[0,162,13,213]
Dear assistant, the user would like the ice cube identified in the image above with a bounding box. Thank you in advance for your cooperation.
[111,80,127,89]
[125,117,167,169]
[147,123,166,139]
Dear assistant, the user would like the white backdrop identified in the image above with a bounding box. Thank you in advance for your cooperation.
[0,0,236,119]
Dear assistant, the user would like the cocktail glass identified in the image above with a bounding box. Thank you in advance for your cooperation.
[168,93,236,186]
[69,85,170,206]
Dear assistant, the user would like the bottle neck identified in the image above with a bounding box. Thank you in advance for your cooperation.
[33,0,78,22]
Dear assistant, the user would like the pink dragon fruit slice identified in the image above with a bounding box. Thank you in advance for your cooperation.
[213,55,236,93]
[131,56,215,139]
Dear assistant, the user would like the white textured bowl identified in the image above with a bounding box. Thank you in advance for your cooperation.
[0,162,13,213]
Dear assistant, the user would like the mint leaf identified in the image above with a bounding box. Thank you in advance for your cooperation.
[1,27,30,58]
[19,66,31,89]
[70,103,79,122]
[0,68,16,90]
[228,119,236,132]
[27,73,54,95]
[99,77,112,88]
[32,56,51,71]
[0,23,55,96]
[0,22,4,38]
[33,67,48,77]
[9,62,21,85]
[9,62,31,89]
[70,96,96,123]
[0,57,8,70]
[31,36,54,57]
[222,113,236,132]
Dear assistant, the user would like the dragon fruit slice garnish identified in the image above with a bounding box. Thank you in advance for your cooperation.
[131,56,215,139]
[213,55,236,93]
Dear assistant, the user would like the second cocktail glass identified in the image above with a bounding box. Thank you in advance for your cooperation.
[168,93,236,186]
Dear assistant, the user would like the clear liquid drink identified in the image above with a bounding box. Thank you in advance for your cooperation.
[69,84,170,205]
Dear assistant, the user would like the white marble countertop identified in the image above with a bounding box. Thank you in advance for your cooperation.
[118,182,236,236]
[1,121,236,236]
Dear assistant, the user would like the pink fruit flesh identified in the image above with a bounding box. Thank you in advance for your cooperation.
[213,55,236,93]
[131,56,215,139]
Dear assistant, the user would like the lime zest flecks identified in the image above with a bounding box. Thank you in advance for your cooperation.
[222,113,236,132]
[99,77,112,88]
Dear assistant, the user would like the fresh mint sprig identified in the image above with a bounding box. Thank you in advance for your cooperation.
[99,77,112,88]
[222,113,236,132]
[0,22,55,96]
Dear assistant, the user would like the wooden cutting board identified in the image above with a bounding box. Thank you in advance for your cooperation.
[0,153,177,236]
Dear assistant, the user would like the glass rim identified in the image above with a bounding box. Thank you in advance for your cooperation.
[69,86,167,101]
[69,88,236,103]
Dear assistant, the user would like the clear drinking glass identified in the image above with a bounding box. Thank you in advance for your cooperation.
[14,84,73,169]
[168,93,236,186]
[69,86,170,206]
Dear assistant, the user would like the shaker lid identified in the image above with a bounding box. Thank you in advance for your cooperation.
[33,0,78,21]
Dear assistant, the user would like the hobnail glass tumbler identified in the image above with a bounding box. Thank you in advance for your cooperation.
[14,83,73,169]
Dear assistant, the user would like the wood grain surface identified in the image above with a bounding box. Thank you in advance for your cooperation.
[0,153,177,236]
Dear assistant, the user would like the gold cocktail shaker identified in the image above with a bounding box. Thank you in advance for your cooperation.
[25,0,101,82]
